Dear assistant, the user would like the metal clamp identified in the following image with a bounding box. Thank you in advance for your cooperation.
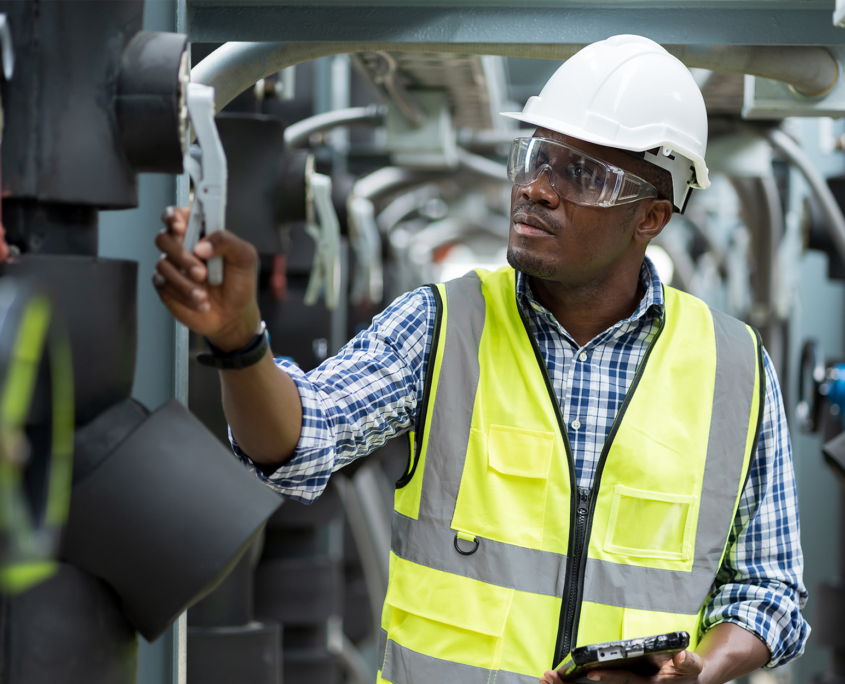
[183,83,227,286]
[347,195,383,306]
[454,533,479,556]
[0,14,14,81]
[797,339,826,432]
[303,155,341,310]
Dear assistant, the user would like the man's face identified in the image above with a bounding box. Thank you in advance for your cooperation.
[507,128,650,285]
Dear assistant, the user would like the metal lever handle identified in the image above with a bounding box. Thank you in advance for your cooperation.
[347,195,383,306]
[0,15,14,81]
[184,83,227,286]
[304,169,341,310]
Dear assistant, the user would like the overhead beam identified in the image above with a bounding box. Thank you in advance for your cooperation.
[187,4,845,45]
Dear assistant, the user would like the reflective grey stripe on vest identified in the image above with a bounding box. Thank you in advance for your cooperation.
[582,306,760,614]
[696,308,760,575]
[382,638,539,684]
[417,272,486,526]
[379,628,388,669]
[392,512,567,597]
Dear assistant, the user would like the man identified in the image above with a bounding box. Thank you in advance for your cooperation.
[154,35,808,684]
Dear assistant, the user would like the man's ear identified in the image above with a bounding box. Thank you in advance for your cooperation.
[633,199,673,244]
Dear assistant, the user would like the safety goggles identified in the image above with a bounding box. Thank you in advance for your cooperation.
[507,137,660,207]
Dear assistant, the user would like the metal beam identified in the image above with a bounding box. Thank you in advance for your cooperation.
[188,4,845,45]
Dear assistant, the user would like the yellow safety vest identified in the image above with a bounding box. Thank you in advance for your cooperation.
[378,267,764,684]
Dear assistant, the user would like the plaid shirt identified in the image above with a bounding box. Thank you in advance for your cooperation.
[233,256,809,667]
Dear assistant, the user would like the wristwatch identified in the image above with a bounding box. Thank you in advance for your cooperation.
[197,321,269,370]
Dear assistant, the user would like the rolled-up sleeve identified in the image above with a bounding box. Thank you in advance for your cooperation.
[231,286,436,503]
[700,349,810,667]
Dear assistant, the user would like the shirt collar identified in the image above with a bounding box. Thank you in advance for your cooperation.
[515,254,665,329]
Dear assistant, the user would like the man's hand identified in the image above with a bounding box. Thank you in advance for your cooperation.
[540,650,703,684]
[539,623,770,684]
[153,206,261,351]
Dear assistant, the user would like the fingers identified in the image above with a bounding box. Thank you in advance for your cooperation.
[587,651,703,684]
[194,230,258,272]
[153,257,210,312]
[156,226,208,284]
[161,206,191,237]
[585,669,644,684]
[541,670,564,684]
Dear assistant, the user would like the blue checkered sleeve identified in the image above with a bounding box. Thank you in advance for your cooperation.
[699,349,809,667]
[231,286,436,503]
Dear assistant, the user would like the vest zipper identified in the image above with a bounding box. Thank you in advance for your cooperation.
[519,297,667,668]
[517,306,578,666]
[556,312,667,664]
[560,487,591,657]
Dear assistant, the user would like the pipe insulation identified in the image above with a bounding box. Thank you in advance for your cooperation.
[765,127,845,266]
[668,45,838,97]
[192,42,839,117]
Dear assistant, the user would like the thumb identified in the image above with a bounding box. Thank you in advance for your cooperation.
[195,230,258,270]
[673,650,703,675]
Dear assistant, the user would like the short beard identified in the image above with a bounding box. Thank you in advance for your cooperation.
[506,245,558,280]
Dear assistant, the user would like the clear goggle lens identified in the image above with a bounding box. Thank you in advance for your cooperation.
[507,137,659,207]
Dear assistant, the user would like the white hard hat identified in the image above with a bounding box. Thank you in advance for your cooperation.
[502,35,710,213]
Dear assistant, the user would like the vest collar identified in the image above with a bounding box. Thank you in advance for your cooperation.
[515,255,665,345]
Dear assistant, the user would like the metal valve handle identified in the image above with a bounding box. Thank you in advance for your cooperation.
[347,195,383,306]
[183,83,227,286]
[303,156,341,310]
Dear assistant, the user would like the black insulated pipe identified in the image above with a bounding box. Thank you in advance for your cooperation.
[2,201,99,256]
[117,31,188,175]
[216,114,310,255]
[2,563,138,684]
[0,256,138,427]
[64,398,282,641]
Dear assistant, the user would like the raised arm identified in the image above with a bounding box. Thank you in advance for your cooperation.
[153,206,303,465]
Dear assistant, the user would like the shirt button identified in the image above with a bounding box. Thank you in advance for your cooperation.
[579,352,587,362]
[571,419,581,430]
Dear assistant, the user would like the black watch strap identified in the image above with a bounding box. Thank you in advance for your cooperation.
[197,321,269,370]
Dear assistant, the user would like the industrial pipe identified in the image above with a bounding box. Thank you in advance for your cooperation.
[765,127,845,266]
[456,148,508,181]
[460,128,533,149]
[192,41,839,117]
[351,154,504,205]
[284,104,387,147]
[352,167,446,202]
[667,45,838,97]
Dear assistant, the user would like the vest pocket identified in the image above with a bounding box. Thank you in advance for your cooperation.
[604,485,696,562]
[383,556,514,674]
[453,425,554,548]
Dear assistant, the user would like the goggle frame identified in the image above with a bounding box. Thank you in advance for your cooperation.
[507,137,660,208]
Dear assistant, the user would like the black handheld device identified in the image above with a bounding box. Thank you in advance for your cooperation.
[556,631,690,682]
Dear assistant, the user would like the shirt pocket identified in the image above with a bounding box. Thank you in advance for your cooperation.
[382,556,514,676]
[453,424,555,549]
[603,485,696,562]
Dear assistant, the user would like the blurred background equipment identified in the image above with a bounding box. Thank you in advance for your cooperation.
[0,1,283,683]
